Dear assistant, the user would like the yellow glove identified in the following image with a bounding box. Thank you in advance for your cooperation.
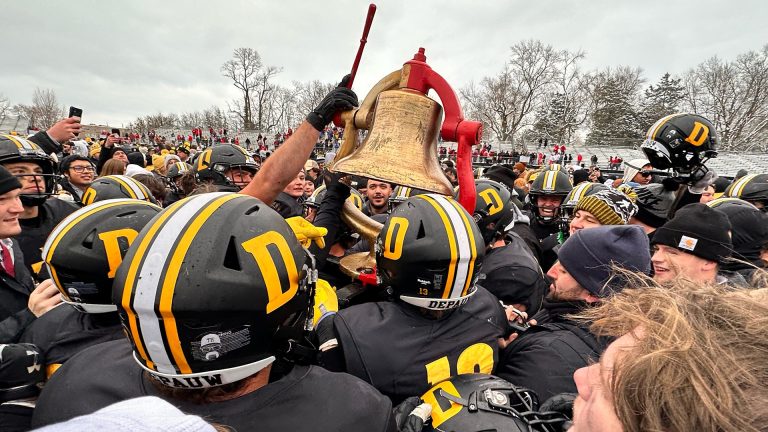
[285,216,327,249]
[313,279,338,328]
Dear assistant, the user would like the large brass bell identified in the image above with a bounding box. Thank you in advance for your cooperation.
[329,69,453,281]
[332,89,453,195]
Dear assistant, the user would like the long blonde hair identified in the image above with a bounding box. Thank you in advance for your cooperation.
[575,273,768,432]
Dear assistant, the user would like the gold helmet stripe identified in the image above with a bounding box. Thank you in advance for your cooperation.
[120,196,192,371]
[123,193,241,374]
[111,175,148,200]
[648,113,685,140]
[419,195,474,300]
[159,193,243,374]
[445,197,478,297]
[43,199,148,297]
[418,195,459,299]
[729,174,758,197]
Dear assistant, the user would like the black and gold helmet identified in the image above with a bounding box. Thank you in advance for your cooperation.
[42,199,162,313]
[0,134,58,206]
[81,175,157,206]
[113,193,316,388]
[421,374,567,432]
[560,182,608,220]
[724,174,768,210]
[303,184,364,211]
[455,179,514,246]
[641,113,718,174]
[166,162,193,180]
[389,185,431,211]
[528,169,572,223]
[193,144,258,190]
[377,194,484,310]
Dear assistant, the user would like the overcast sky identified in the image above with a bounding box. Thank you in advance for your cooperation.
[2,0,766,127]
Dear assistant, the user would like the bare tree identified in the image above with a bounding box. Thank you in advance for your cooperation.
[221,48,263,130]
[0,93,9,120]
[461,40,571,143]
[252,65,282,131]
[13,88,65,129]
[683,45,768,151]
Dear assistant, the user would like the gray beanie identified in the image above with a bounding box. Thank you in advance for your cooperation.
[558,225,651,297]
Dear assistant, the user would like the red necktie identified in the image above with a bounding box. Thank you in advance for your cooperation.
[1,244,15,278]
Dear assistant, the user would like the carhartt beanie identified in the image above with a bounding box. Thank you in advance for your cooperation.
[0,165,21,196]
[652,203,733,262]
[575,189,637,225]
[558,225,651,297]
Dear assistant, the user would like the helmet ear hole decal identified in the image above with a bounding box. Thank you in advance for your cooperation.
[222,237,242,271]
[417,221,426,239]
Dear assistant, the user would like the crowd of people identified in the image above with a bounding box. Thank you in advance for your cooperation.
[0,81,766,432]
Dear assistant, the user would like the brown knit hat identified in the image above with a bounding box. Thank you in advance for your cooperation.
[575,189,638,225]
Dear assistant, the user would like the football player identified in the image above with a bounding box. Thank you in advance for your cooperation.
[315,194,508,403]
[31,193,396,431]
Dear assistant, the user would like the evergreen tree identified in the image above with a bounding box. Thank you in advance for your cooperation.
[586,76,642,146]
[639,73,685,131]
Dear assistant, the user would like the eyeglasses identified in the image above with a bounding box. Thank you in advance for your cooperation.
[639,171,652,177]
[70,166,96,173]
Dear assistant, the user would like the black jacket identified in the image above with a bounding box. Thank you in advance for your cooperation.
[0,242,37,343]
[16,198,78,279]
[496,300,611,401]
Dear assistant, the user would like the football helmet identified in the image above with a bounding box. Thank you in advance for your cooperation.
[166,161,193,180]
[113,193,316,388]
[421,374,569,432]
[377,194,485,310]
[42,199,162,313]
[166,162,193,195]
[456,179,515,246]
[706,196,759,211]
[560,182,608,221]
[303,184,364,212]
[527,169,572,223]
[641,113,718,174]
[0,343,45,403]
[193,144,258,190]
[0,134,58,206]
[389,185,431,211]
[81,175,158,206]
[724,174,768,210]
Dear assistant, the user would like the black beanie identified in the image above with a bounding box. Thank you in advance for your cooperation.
[572,169,589,185]
[127,151,146,167]
[483,165,518,191]
[558,225,651,297]
[0,165,21,196]
[652,203,733,262]
[714,204,768,267]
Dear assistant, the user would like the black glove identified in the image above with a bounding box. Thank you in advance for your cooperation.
[393,396,431,432]
[306,75,359,132]
[540,392,576,417]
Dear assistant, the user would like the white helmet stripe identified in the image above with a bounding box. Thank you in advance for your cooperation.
[115,175,148,199]
[132,192,232,373]
[431,195,472,299]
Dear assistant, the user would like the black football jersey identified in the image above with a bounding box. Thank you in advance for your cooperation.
[333,286,506,403]
[19,304,123,376]
[32,339,396,431]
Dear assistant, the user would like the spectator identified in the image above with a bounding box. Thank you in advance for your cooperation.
[100,159,126,177]
[497,225,651,401]
[651,203,736,285]
[571,281,768,432]
[59,156,95,201]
